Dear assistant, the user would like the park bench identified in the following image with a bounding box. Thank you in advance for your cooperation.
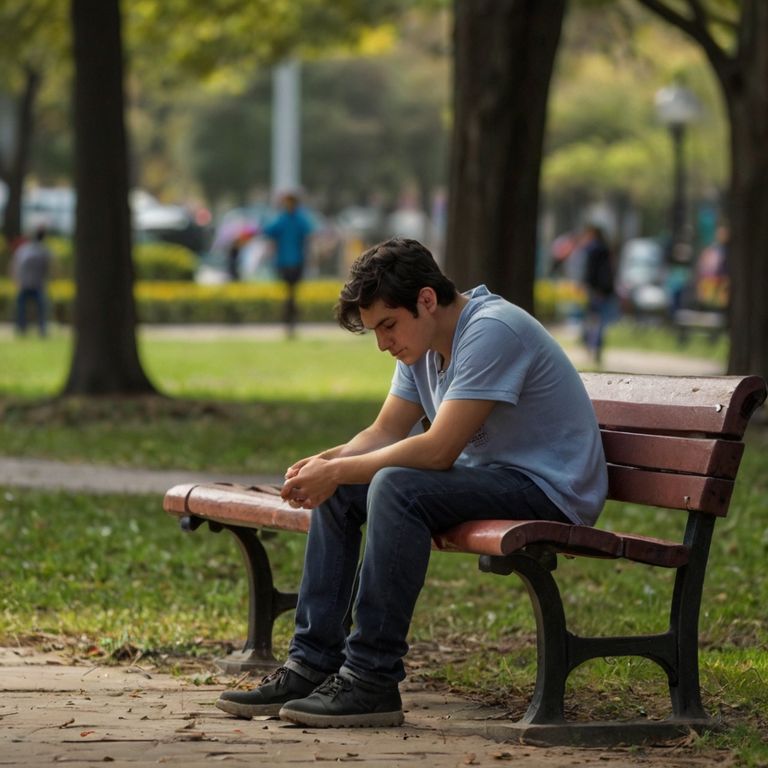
[163,372,766,745]
[674,307,727,346]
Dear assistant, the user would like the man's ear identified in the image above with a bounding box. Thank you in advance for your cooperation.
[418,287,438,313]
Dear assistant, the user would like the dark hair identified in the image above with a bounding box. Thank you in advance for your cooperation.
[335,238,457,332]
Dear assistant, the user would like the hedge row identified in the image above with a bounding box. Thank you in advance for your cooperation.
[1,278,585,326]
[3,237,198,281]
[1,279,344,325]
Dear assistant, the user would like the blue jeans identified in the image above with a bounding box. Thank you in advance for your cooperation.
[16,287,47,336]
[288,465,569,686]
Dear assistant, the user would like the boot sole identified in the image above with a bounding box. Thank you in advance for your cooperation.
[278,705,404,728]
[215,698,282,719]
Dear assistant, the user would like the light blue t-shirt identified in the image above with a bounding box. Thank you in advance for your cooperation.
[389,285,607,526]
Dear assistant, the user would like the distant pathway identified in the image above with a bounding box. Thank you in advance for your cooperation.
[0,457,279,495]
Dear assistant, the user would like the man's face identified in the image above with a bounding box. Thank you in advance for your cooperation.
[359,296,433,365]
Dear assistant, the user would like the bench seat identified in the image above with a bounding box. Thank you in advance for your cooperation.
[165,482,690,568]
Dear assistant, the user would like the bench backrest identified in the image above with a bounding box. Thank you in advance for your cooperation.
[581,373,766,517]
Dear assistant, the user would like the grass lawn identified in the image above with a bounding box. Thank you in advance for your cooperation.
[0,320,763,762]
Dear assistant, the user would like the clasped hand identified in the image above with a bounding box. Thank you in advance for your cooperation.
[280,455,338,509]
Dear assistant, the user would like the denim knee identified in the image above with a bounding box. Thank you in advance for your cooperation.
[367,466,419,506]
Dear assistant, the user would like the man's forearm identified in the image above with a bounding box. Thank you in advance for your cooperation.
[332,425,402,459]
[327,431,454,486]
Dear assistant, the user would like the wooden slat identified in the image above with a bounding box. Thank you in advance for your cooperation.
[617,532,689,567]
[432,519,620,558]
[601,431,744,479]
[582,373,766,437]
[163,483,312,533]
[433,519,689,568]
[607,465,734,516]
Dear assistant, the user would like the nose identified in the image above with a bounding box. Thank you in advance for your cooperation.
[375,329,391,352]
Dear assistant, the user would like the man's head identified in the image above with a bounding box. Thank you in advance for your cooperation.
[336,238,456,333]
[280,192,300,212]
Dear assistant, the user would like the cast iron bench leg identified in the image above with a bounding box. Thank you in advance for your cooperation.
[181,516,298,674]
[219,523,299,674]
[481,549,569,724]
[667,512,714,720]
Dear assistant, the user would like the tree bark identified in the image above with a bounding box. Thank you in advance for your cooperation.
[721,2,768,377]
[1,67,40,245]
[445,0,566,311]
[64,0,155,395]
[636,0,768,380]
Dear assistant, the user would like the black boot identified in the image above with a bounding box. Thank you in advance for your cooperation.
[279,672,403,728]
[216,665,320,719]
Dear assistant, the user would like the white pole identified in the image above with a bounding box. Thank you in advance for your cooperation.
[271,59,301,198]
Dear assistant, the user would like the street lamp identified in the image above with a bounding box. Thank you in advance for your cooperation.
[654,83,700,267]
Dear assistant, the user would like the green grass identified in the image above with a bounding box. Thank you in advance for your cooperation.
[0,328,391,472]
[607,318,728,360]
[0,320,727,471]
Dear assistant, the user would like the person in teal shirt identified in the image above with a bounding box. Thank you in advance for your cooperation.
[263,192,314,336]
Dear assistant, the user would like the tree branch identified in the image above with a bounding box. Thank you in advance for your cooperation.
[635,0,730,70]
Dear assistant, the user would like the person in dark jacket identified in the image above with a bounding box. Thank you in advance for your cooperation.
[580,224,615,365]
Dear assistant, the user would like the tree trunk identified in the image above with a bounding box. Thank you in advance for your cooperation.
[721,2,768,378]
[1,67,40,245]
[64,0,155,395]
[636,0,768,381]
[445,0,566,311]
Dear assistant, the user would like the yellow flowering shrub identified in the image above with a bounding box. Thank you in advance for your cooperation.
[1,277,583,324]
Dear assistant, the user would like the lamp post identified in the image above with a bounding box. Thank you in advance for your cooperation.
[272,59,301,198]
[654,83,700,266]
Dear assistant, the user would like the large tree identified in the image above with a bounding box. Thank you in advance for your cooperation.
[63,0,407,395]
[64,0,154,395]
[445,0,566,310]
[636,0,768,378]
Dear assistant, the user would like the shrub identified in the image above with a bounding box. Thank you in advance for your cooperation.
[0,278,343,325]
[0,277,583,325]
[36,238,197,282]
[134,242,197,281]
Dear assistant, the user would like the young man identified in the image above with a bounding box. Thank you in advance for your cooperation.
[217,237,607,728]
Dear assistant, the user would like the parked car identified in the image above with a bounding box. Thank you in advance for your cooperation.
[615,238,669,316]
[131,190,211,254]
[0,183,209,254]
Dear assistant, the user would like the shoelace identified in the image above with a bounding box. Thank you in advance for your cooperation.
[260,666,289,685]
[314,673,349,699]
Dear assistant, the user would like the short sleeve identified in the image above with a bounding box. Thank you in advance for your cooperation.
[389,360,421,404]
[444,318,532,405]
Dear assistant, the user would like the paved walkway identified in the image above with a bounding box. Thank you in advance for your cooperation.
[1,648,724,767]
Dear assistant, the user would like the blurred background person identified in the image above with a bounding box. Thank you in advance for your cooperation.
[580,223,616,365]
[694,222,730,311]
[264,191,314,338]
[12,226,53,337]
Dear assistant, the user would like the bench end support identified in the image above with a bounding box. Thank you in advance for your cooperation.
[480,716,723,747]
